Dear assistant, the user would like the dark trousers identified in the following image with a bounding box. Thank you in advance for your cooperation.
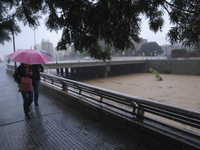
[21,90,33,115]
[33,80,40,104]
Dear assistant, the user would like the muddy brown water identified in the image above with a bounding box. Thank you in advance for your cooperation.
[82,73,200,133]
[82,73,200,112]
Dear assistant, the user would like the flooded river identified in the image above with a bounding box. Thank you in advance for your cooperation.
[82,73,200,112]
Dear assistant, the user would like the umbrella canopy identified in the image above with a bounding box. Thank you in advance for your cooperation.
[8,49,51,64]
[38,50,52,57]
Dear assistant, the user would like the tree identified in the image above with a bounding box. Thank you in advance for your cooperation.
[1,0,200,60]
[195,42,200,54]
[166,0,200,47]
[0,2,21,45]
[137,42,163,56]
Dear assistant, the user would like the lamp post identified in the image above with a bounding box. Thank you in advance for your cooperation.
[12,30,17,69]
[56,52,58,64]
[78,51,80,62]
[133,51,135,60]
[34,29,36,49]
[165,36,168,56]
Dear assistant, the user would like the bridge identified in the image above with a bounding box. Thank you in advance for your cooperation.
[43,56,166,80]
[44,59,146,69]
[46,56,166,69]
[44,59,147,80]
[42,56,200,81]
[4,62,200,150]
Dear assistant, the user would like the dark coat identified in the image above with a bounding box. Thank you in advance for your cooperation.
[32,64,44,81]
[13,64,35,86]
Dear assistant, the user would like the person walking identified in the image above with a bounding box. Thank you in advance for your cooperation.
[32,64,44,106]
[13,63,35,119]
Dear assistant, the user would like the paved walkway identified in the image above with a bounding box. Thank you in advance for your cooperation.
[0,63,153,150]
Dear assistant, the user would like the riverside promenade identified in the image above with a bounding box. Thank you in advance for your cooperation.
[0,62,152,150]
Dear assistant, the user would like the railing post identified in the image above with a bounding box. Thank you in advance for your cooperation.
[136,104,144,120]
[100,95,103,102]
[79,88,82,94]
[130,101,137,115]
[62,82,68,91]
[132,106,136,115]
[51,79,54,84]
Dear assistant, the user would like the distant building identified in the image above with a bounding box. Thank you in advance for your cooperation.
[141,39,148,45]
[161,42,197,56]
[41,39,54,57]
[33,44,41,50]
[131,38,148,51]
[161,43,182,55]
[161,44,168,55]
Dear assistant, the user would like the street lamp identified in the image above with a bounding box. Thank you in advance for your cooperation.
[56,52,58,64]
[34,28,36,49]
[12,30,17,69]
[78,51,80,62]
[165,36,168,56]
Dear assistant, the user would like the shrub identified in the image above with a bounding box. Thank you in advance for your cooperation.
[189,51,200,57]
[149,68,163,81]
[171,48,187,54]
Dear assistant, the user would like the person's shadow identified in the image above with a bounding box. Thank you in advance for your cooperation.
[24,105,52,149]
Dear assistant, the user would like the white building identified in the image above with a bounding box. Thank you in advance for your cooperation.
[41,39,54,57]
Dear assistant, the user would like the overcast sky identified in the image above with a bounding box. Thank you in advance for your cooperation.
[0,13,171,60]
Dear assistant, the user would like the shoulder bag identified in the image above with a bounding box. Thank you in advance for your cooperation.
[18,77,32,92]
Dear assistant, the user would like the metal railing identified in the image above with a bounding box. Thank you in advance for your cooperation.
[6,64,16,71]
[40,72,200,135]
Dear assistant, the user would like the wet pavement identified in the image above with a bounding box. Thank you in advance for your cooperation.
[0,63,153,150]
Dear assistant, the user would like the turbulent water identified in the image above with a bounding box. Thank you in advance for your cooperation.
[82,73,200,112]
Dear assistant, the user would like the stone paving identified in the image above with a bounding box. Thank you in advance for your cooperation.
[0,63,153,150]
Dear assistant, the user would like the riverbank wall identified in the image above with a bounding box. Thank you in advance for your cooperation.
[146,60,200,75]
[53,59,200,81]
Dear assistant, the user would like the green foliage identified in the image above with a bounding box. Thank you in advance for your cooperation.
[1,0,200,60]
[194,41,200,54]
[149,68,163,81]
[0,2,21,45]
[171,48,187,54]
[167,1,200,47]
[137,42,163,56]
[171,49,187,54]
[189,51,200,57]
[170,48,189,58]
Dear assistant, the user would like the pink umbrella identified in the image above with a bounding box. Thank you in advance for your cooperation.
[8,49,51,64]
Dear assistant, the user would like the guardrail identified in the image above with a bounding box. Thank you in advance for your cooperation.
[6,64,16,71]
[40,72,200,135]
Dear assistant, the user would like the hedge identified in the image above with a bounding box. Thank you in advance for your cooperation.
[171,49,187,54]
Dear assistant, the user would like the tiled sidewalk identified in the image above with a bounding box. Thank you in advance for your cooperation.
[0,63,152,150]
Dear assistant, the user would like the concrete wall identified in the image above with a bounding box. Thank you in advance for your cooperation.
[108,63,146,76]
[58,60,200,81]
[146,60,200,75]
[69,66,106,80]
[61,64,146,81]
